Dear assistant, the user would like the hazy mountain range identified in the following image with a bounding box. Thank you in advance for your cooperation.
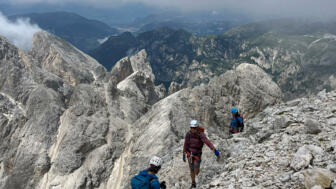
[90,18,336,99]
[9,12,119,52]
[0,2,157,26]
[4,10,250,52]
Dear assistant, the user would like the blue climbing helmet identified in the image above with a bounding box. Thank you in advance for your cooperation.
[231,108,238,114]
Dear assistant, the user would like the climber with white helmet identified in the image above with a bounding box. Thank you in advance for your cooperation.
[183,120,220,188]
[131,155,166,189]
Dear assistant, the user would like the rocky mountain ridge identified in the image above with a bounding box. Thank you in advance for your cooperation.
[137,89,336,189]
[203,89,336,189]
[91,19,336,100]
[0,30,286,189]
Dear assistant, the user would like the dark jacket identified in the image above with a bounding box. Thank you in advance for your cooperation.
[183,131,215,154]
[230,116,243,132]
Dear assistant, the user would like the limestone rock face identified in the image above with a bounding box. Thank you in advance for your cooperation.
[117,71,161,123]
[109,49,154,85]
[110,57,133,84]
[0,33,165,189]
[30,31,106,85]
[205,63,283,119]
[172,63,283,135]
[0,37,36,104]
[0,35,66,189]
[109,50,165,123]
[129,49,155,82]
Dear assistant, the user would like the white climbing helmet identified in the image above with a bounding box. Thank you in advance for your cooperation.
[149,155,163,167]
[189,120,198,128]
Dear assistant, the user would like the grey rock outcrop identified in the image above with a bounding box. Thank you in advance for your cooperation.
[129,49,155,82]
[108,50,165,123]
[0,33,165,189]
[0,36,36,104]
[0,35,66,189]
[207,63,283,118]
[108,49,154,85]
[110,57,133,84]
[197,90,336,189]
[30,31,106,85]
[168,81,185,95]
[117,71,160,122]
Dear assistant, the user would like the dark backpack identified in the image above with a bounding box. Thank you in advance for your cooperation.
[131,174,156,189]
[236,114,244,132]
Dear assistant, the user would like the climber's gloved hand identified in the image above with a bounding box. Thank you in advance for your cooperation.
[214,149,220,157]
[160,181,166,189]
[183,154,186,162]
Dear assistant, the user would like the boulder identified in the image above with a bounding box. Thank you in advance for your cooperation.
[291,146,313,171]
[305,119,321,134]
[304,168,335,189]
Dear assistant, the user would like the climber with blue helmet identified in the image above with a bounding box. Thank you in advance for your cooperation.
[183,120,220,188]
[230,108,244,134]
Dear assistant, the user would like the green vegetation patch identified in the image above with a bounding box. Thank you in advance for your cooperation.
[332,110,336,114]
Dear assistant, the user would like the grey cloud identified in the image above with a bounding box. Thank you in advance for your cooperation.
[3,0,336,18]
[0,11,41,50]
[140,0,336,18]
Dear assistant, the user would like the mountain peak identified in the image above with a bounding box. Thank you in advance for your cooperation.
[31,31,106,85]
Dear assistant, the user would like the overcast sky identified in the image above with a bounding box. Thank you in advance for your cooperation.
[2,0,336,19]
[0,11,41,50]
